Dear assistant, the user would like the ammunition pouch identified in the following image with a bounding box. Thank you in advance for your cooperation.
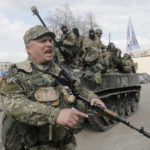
[35,87,59,107]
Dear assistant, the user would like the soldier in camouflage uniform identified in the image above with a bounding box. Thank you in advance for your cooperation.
[82,30,106,86]
[82,29,101,55]
[122,53,136,73]
[95,28,107,51]
[58,25,76,67]
[83,46,105,87]
[72,28,84,68]
[95,29,111,71]
[107,42,123,72]
[0,25,105,150]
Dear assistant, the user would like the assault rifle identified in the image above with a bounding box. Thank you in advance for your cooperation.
[30,6,150,139]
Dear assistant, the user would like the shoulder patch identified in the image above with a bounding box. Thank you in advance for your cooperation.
[15,60,32,73]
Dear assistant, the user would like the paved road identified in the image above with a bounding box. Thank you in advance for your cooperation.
[0,84,150,150]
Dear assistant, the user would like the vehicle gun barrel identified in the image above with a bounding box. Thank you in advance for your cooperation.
[31,6,47,27]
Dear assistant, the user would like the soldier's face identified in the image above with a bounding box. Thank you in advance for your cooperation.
[89,31,95,39]
[26,35,54,65]
[62,27,68,34]
[97,33,102,38]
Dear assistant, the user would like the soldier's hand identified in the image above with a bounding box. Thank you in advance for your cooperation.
[90,98,106,108]
[56,109,88,128]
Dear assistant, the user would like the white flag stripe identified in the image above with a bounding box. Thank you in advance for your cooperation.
[126,17,140,53]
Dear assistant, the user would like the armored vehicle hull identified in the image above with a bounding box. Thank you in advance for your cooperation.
[75,71,141,131]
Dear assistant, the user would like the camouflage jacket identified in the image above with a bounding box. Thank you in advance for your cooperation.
[0,60,98,148]
[82,36,101,55]
[59,30,76,57]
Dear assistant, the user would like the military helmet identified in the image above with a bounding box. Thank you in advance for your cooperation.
[95,28,102,34]
[89,29,95,34]
[61,24,67,30]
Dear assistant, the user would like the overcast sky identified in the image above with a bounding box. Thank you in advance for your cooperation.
[0,0,150,62]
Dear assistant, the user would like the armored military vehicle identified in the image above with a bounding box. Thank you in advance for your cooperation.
[73,70,141,131]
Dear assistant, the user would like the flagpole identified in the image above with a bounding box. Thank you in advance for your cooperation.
[109,32,111,44]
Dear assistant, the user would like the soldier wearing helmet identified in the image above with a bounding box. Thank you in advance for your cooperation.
[95,28,102,39]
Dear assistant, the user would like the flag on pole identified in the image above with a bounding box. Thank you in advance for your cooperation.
[126,17,140,53]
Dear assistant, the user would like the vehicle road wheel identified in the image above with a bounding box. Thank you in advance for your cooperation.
[125,100,132,116]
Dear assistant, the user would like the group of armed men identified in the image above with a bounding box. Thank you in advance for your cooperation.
[54,24,136,86]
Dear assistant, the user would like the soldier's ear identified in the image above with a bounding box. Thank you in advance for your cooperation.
[26,42,32,54]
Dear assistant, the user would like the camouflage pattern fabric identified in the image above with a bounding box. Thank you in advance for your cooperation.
[83,47,103,84]
[54,47,64,63]
[0,60,98,150]
[82,36,101,56]
[24,25,54,45]
[122,54,136,73]
[59,30,76,57]
[102,51,111,70]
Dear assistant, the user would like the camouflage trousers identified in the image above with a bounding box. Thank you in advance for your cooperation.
[24,135,77,150]
[93,71,102,84]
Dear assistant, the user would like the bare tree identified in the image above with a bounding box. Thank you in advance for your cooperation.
[46,3,76,38]
[84,11,99,30]
[46,3,99,37]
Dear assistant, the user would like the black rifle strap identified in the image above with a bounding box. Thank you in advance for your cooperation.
[31,63,70,87]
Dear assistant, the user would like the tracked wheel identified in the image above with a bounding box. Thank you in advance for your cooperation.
[109,105,118,124]
[131,97,138,112]
[125,99,132,116]
[117,101,125,117]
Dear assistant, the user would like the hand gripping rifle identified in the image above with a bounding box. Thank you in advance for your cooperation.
[31,6,150,139]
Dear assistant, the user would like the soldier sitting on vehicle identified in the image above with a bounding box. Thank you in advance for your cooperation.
[122,53,136,73]
[107,42,123,72]
[95,28,107,51]
[82,45,106,88]
[58,24,76,67]
[82,29,101,56]
[72,27,84,68]
[101,48,111,71]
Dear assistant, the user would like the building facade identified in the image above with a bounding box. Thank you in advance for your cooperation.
[0,62,13,75]
[133,56,150,74]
